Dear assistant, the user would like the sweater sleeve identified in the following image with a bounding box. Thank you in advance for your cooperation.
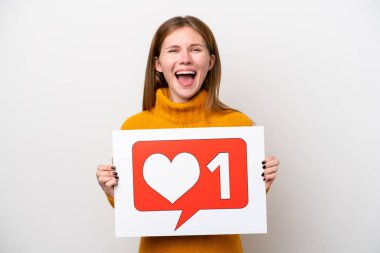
[106,193,115,208]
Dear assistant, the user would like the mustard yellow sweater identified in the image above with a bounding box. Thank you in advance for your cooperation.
[109,88,254,253]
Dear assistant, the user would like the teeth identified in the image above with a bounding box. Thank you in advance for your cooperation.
[175,71,196,75]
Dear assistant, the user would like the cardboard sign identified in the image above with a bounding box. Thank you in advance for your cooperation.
[113,126,267,237]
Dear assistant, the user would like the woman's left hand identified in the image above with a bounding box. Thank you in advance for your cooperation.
[262,155,280,191]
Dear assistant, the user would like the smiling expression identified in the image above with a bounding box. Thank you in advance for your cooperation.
[155,27,215,103]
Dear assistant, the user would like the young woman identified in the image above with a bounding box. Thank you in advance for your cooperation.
[96,15,280,253]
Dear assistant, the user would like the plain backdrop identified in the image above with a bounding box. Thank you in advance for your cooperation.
[1,0,379,252]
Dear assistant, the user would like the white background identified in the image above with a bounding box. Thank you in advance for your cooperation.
[0,0,379,252]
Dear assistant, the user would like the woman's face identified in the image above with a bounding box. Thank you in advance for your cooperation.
[155,26,215,103]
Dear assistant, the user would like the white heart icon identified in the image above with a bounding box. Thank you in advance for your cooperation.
[143,152,200,204]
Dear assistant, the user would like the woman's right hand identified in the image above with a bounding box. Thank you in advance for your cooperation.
[96,165,118,198]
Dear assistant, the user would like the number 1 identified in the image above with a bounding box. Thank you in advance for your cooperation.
[207,153,230,199]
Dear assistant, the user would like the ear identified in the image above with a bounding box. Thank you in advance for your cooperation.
[155,57,163,72]
[208,54,216,71]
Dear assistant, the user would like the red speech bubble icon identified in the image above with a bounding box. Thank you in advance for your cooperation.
[132,138,248,230]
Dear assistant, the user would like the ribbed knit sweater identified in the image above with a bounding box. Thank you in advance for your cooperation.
[108,88,254,253]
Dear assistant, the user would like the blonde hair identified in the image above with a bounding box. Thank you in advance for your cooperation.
[142,15,232,112]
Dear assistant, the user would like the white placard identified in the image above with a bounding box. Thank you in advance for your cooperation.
[113,126,267,237]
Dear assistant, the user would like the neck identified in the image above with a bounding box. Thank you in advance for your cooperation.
[151,88,208,124]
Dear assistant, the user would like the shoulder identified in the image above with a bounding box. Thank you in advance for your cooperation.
[120,111,154,130]
[209,110,254,127]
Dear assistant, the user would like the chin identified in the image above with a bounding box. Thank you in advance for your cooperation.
[169,80,202,102]
[180,87,200,96]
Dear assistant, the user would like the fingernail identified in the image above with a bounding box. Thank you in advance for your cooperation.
[113,172,117,175]
[262,160,266,165]
[263,165,266,169]
[261,172,264,177]
[111,166,116,170]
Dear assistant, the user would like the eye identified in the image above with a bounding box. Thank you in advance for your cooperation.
[168,49,179,53]
[192,48,202,52]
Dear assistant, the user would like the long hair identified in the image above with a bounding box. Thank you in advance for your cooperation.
[142,15,232,112]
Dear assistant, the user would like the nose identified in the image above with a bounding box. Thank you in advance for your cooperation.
[179,51,192,65]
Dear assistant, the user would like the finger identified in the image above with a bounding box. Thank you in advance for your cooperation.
[105,178,118,187]
[105,178,118,191]
[97,165,117,174]
[264,173,276,182]
[98,176,115,185]
[262,155,275,163]
[263,166,279,175]
[262,157,280,168]
[97,165,111,171]
[96,170,118,178]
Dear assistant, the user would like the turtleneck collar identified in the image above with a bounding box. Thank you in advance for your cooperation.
[151,88,208,124]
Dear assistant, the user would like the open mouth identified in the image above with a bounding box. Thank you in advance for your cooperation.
[175,71,196,86]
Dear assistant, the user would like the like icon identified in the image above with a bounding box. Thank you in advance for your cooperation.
[132,138,249,230]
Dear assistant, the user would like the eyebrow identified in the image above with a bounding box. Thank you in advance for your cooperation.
[165,44,206,49]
